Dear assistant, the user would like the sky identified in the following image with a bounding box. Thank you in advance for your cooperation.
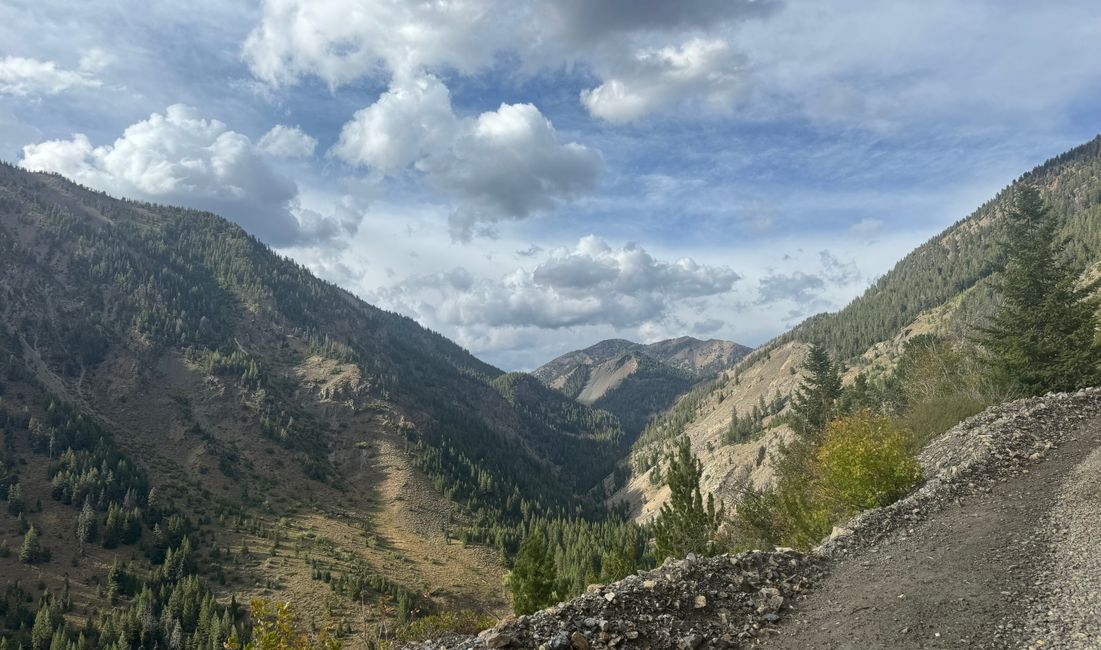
[2,1,1100,370]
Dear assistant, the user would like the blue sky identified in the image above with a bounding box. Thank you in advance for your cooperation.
[3,0,1100,369]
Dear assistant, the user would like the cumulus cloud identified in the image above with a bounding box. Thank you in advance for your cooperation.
[243,0,778,121]
[331,74,457,173]
[243,0,510,86]
[581,38,747,122]
[20,105,354,246]
[375,235,740,329]
[258,125,317,158]
[0,55,102,96]
[332,73,602,240]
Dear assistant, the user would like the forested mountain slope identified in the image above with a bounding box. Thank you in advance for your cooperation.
[613,133,1101,522]
[0,163,628,644]
[533,337,750,435]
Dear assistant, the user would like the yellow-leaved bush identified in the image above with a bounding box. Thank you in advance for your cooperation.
[816,411,923,511]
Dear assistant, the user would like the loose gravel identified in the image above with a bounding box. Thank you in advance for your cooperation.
[1021,442,1101,648]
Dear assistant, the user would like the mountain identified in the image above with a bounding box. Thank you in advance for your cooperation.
[612,133,1101,522]
[0,163,627,642]
[533,337,751,435]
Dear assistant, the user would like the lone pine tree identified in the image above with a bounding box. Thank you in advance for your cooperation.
[791,345,842,435]
[652,437,724,563]
[981,186,1101,394]
[508,533,557,615]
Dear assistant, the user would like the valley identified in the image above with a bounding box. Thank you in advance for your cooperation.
[1,126,1100,650]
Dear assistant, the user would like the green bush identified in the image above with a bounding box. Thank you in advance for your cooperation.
[733,412,923,550]
[817,412,923,511]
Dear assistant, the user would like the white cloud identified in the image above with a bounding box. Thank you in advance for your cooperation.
[242,0,511,87]
[581,38,746,122]
[241,0,777,122]
[258,124,317,158]
[331,73,456,173]
[20,105,353,246]
[375,235,739,329]
[332,73,602,240]
[0,56,102,96]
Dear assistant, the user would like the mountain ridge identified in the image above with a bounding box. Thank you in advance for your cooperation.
[0,163,629,637]
[532,336,751,436]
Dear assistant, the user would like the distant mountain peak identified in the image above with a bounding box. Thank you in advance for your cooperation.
[532,336,751,436]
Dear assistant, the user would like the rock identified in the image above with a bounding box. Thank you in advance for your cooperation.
[757,587,784,613]
[678,634,704,649]
[642,579,657,589]
[694,595,708,609]
[483,631,513,648]
[604,591,616,602]
[546,631,571,650]
[569,631,590,650]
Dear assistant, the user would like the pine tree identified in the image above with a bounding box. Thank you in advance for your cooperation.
[7,482,24,515]
[651,437,723,563]
[30,602,55,650]
[507,534,556,615]
[20,525,42,564]
[76,498,96,554]
[791,345,842,435]
[981,186,1101,393]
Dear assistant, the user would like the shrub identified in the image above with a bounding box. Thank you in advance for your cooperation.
[899,395,987,451]
[733,413,923,551]
[817,412,923,511]
[395,610,496,643]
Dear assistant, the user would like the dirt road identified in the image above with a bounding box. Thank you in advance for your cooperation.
[758,417,1101,649]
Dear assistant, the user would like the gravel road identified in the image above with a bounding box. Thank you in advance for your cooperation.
[758,414,1101,650]
[1021,439,1101,648]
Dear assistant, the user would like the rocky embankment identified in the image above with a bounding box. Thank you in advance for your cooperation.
[410,550,823,650]
[413,389,1101,650]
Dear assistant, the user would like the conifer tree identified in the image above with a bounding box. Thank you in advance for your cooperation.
[75,498,96,554]
[651,437,723,563]
[507,534,556,615]
[981,186,1101,393]
[20,525,43,564]
[791,345,842,435]
[7,482,23,515]
[30,603,55,650]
